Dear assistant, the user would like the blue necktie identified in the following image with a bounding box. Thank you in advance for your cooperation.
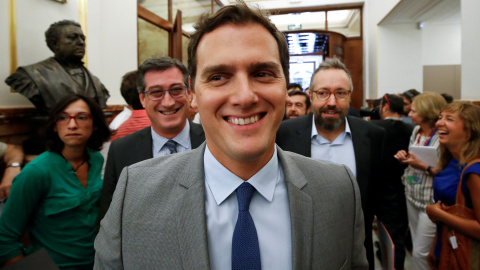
[165,139,177,154]
[232,182,261,270]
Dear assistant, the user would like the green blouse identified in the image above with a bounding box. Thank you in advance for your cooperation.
[0,150,103,269]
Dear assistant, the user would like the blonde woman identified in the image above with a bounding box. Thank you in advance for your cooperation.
[426,102,480,269]
[394,92,447,269]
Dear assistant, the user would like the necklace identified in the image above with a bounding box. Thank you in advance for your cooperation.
[73,160,86,173]
[415,128,437,146]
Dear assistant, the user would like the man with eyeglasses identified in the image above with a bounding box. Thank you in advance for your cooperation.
[277,58,391,270]
[97,56,205,224]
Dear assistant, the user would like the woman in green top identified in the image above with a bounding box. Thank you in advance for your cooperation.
[0,95,110,269]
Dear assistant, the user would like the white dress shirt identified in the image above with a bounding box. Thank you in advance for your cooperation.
[204,145,292,270]
[311,116,357,177]
[151,121,191,157]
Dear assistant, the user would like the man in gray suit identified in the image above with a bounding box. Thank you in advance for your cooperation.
[94,3,368,269]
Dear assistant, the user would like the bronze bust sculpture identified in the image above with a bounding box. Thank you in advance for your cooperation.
[5,20,109,113]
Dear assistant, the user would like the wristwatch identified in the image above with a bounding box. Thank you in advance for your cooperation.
[6,162,22,168]
[426,166,433,175]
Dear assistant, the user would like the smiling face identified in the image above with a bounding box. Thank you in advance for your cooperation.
[286,95,309,119]
[193,23,287,178]
[54,99,94,149]
[54,25,85,63]
[436,111,468,152]
[140,68,191,139]
[310,69,351,132]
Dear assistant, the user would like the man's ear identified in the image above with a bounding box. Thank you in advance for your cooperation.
[139,93,146,109]
[306,107,311,114]
[191,93,198,110]
[188,76,194,94]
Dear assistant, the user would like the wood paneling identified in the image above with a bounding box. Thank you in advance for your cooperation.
[344,39,363,110]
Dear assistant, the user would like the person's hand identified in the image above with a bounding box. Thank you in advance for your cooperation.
[426,201,443,223]
[394,150,427,170]
[427,248,438,270]
[0,166,20,200]
[394,150,408,161]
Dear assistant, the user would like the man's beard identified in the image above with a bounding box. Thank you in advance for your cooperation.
[314,107,346,131]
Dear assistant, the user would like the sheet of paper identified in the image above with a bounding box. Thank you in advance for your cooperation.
[409,146,438,167]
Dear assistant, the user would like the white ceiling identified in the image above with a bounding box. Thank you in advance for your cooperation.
[379,0,461,25]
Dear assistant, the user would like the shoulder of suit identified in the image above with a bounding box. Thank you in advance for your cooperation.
[128,146,200,173]
[282,149,345,168]
[348,116,385,135]
[278,114,310,131]
[111,126,151,147]
[189,121,204,133]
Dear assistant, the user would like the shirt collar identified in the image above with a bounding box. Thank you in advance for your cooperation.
[204,145,279,205]
[151,120,191,150]
[384,116,402,121]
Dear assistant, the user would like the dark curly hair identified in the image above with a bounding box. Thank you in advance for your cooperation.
[45,95,111,153]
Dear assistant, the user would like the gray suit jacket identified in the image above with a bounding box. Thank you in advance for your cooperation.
[94,144,368,270]
[97,122,205,224]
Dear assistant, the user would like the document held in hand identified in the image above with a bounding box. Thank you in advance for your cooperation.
[410,146,438,168]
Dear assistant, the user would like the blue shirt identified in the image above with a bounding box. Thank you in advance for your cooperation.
[433,159,480,257]
[204,146,292,270]
[151,121,191,157]
[311,116,357,177]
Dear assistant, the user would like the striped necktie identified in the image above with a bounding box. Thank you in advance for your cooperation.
[164,139,177,154]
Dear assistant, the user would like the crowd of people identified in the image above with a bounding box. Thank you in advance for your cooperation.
[0,2,479,270]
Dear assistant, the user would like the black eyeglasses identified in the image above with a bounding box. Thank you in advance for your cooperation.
[312,89,350,100]
[143,86,188,101]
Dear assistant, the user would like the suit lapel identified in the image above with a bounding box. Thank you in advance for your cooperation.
[130,127,153,162]
[347,116,370,208]
[295,113,314,157]
[189,120,205,149]
[176,145,210,269]
[278,147,313,270]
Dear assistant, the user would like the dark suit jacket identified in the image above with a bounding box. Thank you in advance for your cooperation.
[98,121,205,223]
[94,144,368,269]
[370,119,413,270]
[276,113,388,270]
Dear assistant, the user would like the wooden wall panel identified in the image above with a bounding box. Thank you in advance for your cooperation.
[344,38,363,110]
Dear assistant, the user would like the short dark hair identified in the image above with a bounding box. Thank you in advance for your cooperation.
[120,71,143,110]
[287,83,303,91]
[381,94,404,114]
[310,58,353,92]
[288,90,311,109]
[401,89,420,102]
[45,95,111,153]
[137,56,189,94]
[45,20,81,53]
[441,93,454,103]
[187,1,289,89]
